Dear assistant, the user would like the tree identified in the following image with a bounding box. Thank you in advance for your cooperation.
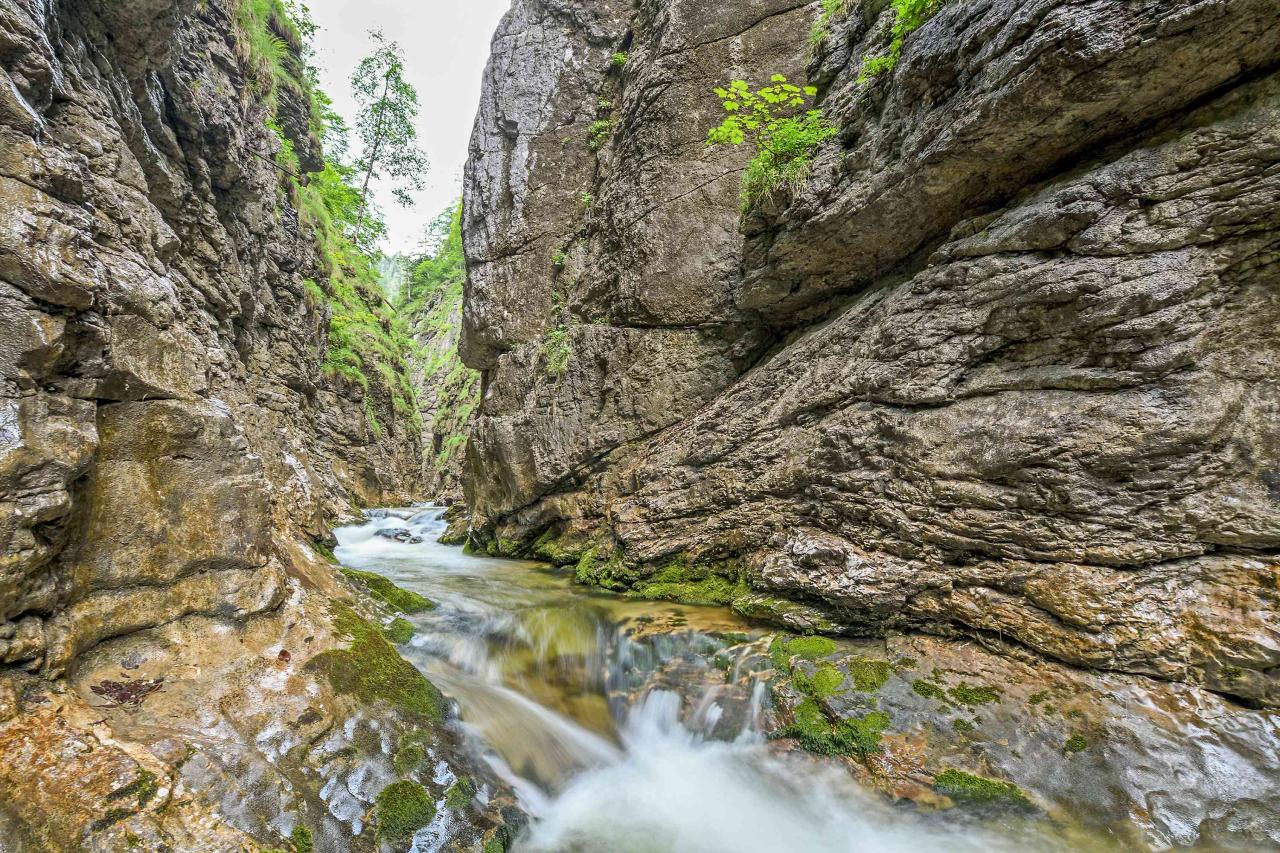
[350,30,429,247]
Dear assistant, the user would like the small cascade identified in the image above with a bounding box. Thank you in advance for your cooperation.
[333,509,1091,852]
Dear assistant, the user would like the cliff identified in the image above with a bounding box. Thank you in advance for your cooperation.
[461,0,1279,708]
[0,1,503,848]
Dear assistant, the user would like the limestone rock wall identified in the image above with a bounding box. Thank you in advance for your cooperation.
[461,0,1280,708]
[0,0,421,677]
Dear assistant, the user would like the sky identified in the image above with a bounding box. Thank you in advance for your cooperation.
[305,0,511,255]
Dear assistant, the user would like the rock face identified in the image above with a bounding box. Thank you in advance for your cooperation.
[461,0,1280,717]
[0,1,493,848]
[0,0,419,678]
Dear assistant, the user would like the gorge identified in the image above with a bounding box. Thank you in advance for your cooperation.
[0,0,1277,851]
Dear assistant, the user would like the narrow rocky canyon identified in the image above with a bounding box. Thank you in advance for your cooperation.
[0,0,1277,850]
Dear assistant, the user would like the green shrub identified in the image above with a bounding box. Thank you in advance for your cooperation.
[610,51,628,68]
[859,0,947,80]
[706,75,836,211]
[587,119,613,150]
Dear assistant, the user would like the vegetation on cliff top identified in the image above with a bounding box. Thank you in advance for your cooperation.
[233,0,424,438]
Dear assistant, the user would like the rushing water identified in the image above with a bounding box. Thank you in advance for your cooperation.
[333,508,1100,853]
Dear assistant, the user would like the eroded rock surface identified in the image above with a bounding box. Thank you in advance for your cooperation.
[461,0,1280,717]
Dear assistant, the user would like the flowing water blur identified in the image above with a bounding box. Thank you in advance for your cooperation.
[334,509,1099,853]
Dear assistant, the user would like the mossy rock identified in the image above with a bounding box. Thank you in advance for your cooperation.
[290,825,313,853]
[341,568,435,614]
[933,769,1032,809]
[782,698,890,759]
[382,617,415,645]
[393,731,433,774]
[443,776,475,810]
[308,604,445,722]
[375,780,436,843]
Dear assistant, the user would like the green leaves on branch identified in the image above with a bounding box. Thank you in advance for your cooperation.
[859,0,946,80]
[351,30,429,244]
[706,75,836,212]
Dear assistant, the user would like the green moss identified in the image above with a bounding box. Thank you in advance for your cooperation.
[848,659,893,692]
[933,769,1031,809]
[1028,690,1051,706]
[375,780,436,843]
[483,838,505,853]
[92,808,135,832]
[952,718,975,734]
[1063,735,1089,753]
[629,562,748,607]
[443,776,475,810]
[311,539,338,564]
[947,682,1001,707]
[393,731,432,775]
[573,547,632,591]
[792,662,846,699]
[107,770,159,810]
[383,618,415,645]
[912,679,947,701]
[782,635,837,660]
[610,51,628,68]
[341,568,435,614]
[1221,665,1244,680]
[308,604,445,722]
[783,699,891,759]
[290,825,313,853]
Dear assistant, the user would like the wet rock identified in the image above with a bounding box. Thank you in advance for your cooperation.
[460,0,1280,713]
[768,634,1280,850]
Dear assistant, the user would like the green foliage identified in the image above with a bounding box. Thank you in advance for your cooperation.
[1064,734,1089,753]
[351,30,429,241]
[551,250,569,269]
[783,699,891,759]
[234,0,306,103]
[792,662,846,699]
[375,780,436,843]
[579,191,595,209]
[308,603,446,721]
[340,567,435,613]
[859,0,946,80]
[610,51,628,68]
[706,75,836,211]
[933,769,1032,808]
[952,718,975,734]
[540,323,574,378]
[809,0,850,52]
[587,119,613,150]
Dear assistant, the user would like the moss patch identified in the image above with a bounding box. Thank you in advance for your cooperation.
[107,770,159,810]
[393,731,432,774]
[1063,735,1089,753]
[952,718,975,734]
[947,682,1001,706]
[627,560,749,607]
[792,662,847,700]
[782,635,838,660]
[933,769,1031,809]
[308,604,445,722]
[341,568,435,614]
[290,825,313,853]
[783,699,890,759]
[444,776,475,810]
[848,658,893,692]
[912,679,947,701]
[383,617,415,645]
[375,780,436,843]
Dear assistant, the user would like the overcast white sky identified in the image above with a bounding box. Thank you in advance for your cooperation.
[306,0,510,255]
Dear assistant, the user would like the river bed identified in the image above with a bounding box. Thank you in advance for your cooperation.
[333,508,1120,853]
